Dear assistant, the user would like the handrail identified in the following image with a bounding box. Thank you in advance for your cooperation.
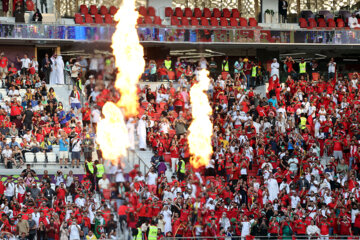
[127,149,150,174]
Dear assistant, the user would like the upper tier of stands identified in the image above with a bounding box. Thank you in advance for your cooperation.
[299,9,359,28]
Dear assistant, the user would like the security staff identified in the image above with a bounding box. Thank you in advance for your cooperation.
[94,160,105,191]
[177,158,186,181]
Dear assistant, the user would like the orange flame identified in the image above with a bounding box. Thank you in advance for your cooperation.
[112,0,144,117]
[188,69,213,169]
[96,0,144,164]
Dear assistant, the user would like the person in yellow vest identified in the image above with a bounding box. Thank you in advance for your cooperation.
[85,159,95,191]
[133,224,143,240]
[147,224,158,240]
[94,160,105,192]
[164,56,172,71]
[250,61,257,89]
[222,56,229,72]
[299,58,307,77]
[176,158,186,181]
[299,113,307,130]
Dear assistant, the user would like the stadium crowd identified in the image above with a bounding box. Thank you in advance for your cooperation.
[0,50,359,240]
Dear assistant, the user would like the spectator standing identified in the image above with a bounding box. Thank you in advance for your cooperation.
[69,85,81,115]
[17,54,31,75]
[327,57,336,80]
[71,134,81,168]
[0,52,8,79]
[279,0,288,23]
[41,53,51,83]
[58,134,69,169]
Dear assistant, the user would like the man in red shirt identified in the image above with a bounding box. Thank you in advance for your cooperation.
[81,103,91,127]
[0,52,8,78]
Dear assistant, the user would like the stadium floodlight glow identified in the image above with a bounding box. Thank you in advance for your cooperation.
[280,52,306,56]
[315,53,327,58]
[343,59,358,61]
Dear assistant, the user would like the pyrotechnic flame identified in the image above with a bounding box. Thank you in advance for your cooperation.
[188,69,213,169]
[112,0,144,117]
[96,102,130,163]
[96,0,144,164]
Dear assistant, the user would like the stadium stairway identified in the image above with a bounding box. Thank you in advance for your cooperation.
[49,84,73,111]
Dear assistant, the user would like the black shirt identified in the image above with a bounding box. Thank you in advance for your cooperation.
[23,110,33,123]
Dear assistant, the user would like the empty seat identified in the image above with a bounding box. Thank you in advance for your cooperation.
[36,152,46,163]
[175,7,183,17]
[308,18,317,27]
[223,8,231,18]
[154,16,162,25]
[25,152,35,163]
[249,17,257,26]
[327,18,336,27]
[220,18,228,26]
[210,17,219,26]
[232,8,240,18]
[191,17,199,26]
[80,5,88,15]
[239,17,247,26]
[203,8,211,18]
[47,152,57,163]
[201,17,209,26]
[184,7,192,17]
[89,5,98,15]
[94,14,103,24]
[165,7,173,17]
[74,13,83,24]
[317,18,326,27]
[171,16,180,25]
[299,18,308,28]
[230,18,239,27]
[144,16,153,24]
[147,6,155,16]
[109,6,117,15]
[99,5,108,15]
[213,8,221,18]
[181,17,189,26]
[194,8,202,18]
[104,14,113,24]
[85,14,93,23]
[137,17,144,24]
[138,6,147,16]
[336,18,345,27]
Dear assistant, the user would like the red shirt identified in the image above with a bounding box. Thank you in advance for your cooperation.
[0,57,8,68]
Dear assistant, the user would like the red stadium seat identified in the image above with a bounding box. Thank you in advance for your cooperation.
[137,17,144,24]
[327,19,336,27]
[74,13,83,24]
[89,5,98,15]
[181,17,189,26]
[210,17,219,26]
[175,7,183,17]
[144,16,153,24]
[104,14,113,24]
[80,5,88,15]
[94,14,103,24]
[223,8,231,18]
[230,18,239,27]
[154,16,162,25]
[232,8,240,18]
[213,8,221,18]
[171,16,180,25]
[184,7,192,17]
[249,17,257,26]
[99,6,108,15]
[239,17,247,26]
[165,7,173,17]
[203,8,211,18]
[201,17,209,26]
[191,17,199,26]
[300,21,308,28]
[337,18,345,27]
[194,8,202,18]
[138,6,147,16]
[318,18,326,27]
[220,18,228,27]
[109,6,117,15]
[85,14,93,24]
[308,18,317,28]
[147,6,156,16]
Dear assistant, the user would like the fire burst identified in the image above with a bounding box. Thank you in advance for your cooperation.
[188,69,213,169]
[96,0,144,164]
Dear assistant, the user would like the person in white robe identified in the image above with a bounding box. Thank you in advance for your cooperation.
[270,58,280,79]
[55,55,65,84]
[49,54,57,85]
[127,118,135,151]
[137,116,147,150]
[266,174,279,201]
[161,206,172,234]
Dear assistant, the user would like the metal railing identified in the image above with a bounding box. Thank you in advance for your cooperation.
[161,236,360,240]
[127,148,150,174]
[1,23,360,45]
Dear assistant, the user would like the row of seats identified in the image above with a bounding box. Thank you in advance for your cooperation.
[79,4,118,16]
[74,13,114,24]
[171,16,258,27]
[24,152,57,164]
[299,17,347,28]
[165,7,241,19]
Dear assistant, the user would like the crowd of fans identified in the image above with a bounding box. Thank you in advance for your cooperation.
[118,55,360,240]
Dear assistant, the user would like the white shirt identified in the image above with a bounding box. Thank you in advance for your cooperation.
[271,62,280,78]
[8,89,19,97]
[91,109,101,123]
[348,16,360,28]
[2,149,12,158]
[75,197,86,208]
[71,65,80,78]
[20,58,31,68]
[241,221,251,237]
[328,62,336,73]
[98,178,110,190]
[69,224,81,240]
[5,182,15,197]
[71,139,82,152]
[147,172,157,185]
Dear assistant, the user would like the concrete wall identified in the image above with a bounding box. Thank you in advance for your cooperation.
[148,0,172,19]
[0,45,35,69]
